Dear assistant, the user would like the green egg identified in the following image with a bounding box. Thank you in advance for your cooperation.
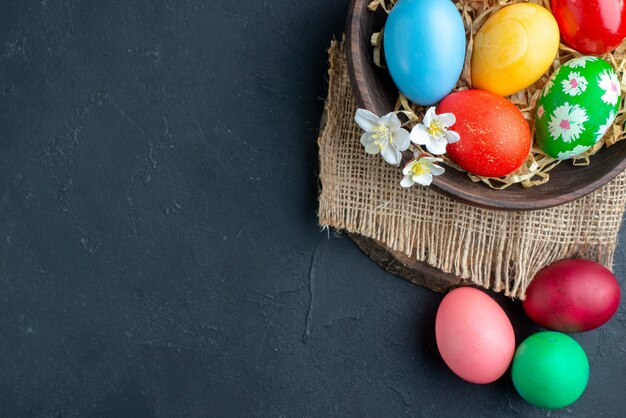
[511,331,589,410]
[535,56,620,160]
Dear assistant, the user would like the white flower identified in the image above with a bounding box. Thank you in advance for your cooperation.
[409,107,460,155]
[596,110,616,141]
[537,105,545,119]
[562,71,588,96]
[542,78,555,97]
[598,69,621,106]
[547,103,589,143]
[400,156,445,187]
[557,144,591,160]
[565,56,597,69]
[355,109,410,165]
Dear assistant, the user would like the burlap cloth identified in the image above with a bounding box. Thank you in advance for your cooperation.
[318,40,626,299]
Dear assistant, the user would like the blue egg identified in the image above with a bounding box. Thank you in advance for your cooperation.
[384,0,466,106]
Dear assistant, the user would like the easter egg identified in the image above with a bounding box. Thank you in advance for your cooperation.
[435,287,515,384]
[384,0,466,105]
[438,90,531,177]
[535,57,620,160]
[471,3,560,96]
[512,332,589,409]
[523,259,621,332]
[552,0,626,55]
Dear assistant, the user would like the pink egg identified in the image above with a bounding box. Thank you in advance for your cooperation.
[435,287,515,384]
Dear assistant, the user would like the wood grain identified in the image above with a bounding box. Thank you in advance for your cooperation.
[346,0,626,211]
[349,233,469,293]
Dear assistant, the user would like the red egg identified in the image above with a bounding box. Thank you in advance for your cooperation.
[551,0,626,55]
[437,90,530,177]
[523,259,621,332]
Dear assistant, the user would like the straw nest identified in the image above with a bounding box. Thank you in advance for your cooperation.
[368,0,626,189]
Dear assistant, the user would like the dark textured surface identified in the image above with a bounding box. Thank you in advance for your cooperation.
[0,1,625,417]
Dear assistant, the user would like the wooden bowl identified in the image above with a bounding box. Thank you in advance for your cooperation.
[346,0,626,211]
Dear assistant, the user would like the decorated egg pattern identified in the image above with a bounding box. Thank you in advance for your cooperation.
[535,57,621,160]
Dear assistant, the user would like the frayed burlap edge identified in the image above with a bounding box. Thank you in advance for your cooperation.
[318,40,626,299]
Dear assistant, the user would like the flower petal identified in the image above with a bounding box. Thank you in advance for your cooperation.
[355,109,381,132]
[360,131,375,146]
[413,172,433,186]
[361,133,380,154]
[437,112,456,127]
[424,137,448,155]
[410,124,429,145]
[429,164,445,176]
[394,128,411,151]
[445,130,461,144]
[364,142,380,155]
[380,112,401,131]
[381,144,401,165]
[423,107,435,127]
[420,156,443,163]
[400,175,415,188]
[402,160,416,175]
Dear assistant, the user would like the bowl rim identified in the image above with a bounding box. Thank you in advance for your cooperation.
[345,0,626,211]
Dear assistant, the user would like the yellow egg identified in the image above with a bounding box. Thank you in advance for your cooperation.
[471,3,559,96]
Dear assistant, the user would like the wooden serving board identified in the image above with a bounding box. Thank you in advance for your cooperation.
[349,233,469,292]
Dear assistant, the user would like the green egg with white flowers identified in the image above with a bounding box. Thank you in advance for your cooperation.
[535,56,621,160]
